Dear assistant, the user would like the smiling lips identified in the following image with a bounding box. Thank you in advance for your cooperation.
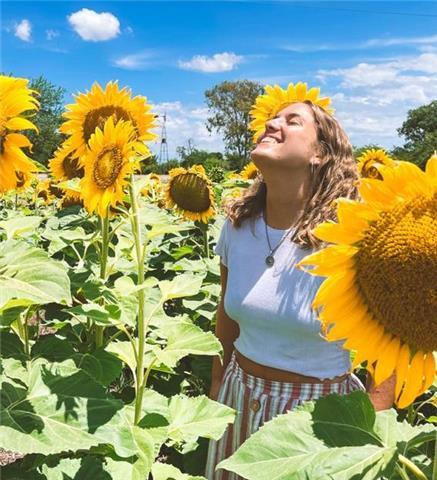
[258,135,282,145]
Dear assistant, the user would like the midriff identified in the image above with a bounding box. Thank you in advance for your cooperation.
[235,349,349,384]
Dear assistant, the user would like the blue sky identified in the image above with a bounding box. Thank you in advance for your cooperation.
[2,1,437,157]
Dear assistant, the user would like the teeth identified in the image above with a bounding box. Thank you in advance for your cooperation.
[260,137,278,144]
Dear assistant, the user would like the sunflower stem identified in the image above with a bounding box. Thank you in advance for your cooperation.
[199,222,210,258]
[95,213,110,348]
[399,454,428,480]
[432,430,437,480]
[129,176,147,425]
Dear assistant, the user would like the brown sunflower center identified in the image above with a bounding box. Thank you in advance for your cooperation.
[15,172,26,188]
[169,173,211,213]
[83,106,131,143]
[63,154,84,179]
[354,193,437,352]
[362,160,383,180]
[93,145,123,189]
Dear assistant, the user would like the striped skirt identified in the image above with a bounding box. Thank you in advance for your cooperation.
[205,350,366,480]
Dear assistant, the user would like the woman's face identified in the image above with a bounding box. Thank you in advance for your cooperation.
[251,102,320,169]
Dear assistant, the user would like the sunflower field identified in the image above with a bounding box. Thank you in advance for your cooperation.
[0,75,436,480]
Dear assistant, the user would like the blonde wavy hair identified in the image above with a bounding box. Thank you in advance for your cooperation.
[222,101,359,250]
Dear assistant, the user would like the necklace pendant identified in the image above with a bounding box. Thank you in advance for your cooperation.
[265,254,275,267]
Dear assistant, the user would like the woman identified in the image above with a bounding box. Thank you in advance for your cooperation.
[205,83,396,480]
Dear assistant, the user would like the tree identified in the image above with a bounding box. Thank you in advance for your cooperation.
[204,80,263,170]
[395,100,437,168]
[27,76,66,167]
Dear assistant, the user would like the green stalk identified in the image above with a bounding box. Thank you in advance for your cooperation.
[95,213,110,348]
[199,222,210,258]
[129,176,147,425]
[432,431,437,480]
[399,454,428,480]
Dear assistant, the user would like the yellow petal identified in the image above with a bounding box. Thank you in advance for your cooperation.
[422,352,436,392]
[373,336,400,386]
[397,351,425,409]
[395,343,411,400]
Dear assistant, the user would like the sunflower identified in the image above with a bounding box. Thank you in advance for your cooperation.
[80,117,147,217]
[240,161,259,180]
[0,75,39,194]
[141,173,162,197]
[165,164,216,223]
[296,157,437,409]
[60,81,157,160]
[59,189,82,209]
[15,170,33,191]
[34,179,55,205]
[357,148,396,180]
[49,142,84,181]
[249,82,334,143]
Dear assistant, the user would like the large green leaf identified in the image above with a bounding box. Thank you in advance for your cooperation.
[0,240,72,312]
[0,215,43,240]
[218,392,436,480]
[0,358,152,458]
[154,320,222,368]
[158,274,204,301]
[218,409,395,479]
[167,394,235,446]
[152,462,206,480]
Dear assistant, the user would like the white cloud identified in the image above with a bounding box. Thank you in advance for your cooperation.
[178,52,242,73]
[284,34,437,53]
[318,53,437,148]
[149,101,223,157]
[68,8,120,42]
[364,34,437,48]
[45,29,59,40]
[113,51,152,70]
[14,19,31,42]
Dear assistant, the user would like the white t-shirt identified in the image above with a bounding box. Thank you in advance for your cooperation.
[214,213,351,380]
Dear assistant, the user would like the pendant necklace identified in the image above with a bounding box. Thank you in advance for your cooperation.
[263,208,302,267]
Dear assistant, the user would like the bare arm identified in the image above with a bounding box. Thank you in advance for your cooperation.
[209,262,240,401]
[366,368,397,411]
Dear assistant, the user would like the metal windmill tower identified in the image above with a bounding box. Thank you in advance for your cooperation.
[158,113,169,165]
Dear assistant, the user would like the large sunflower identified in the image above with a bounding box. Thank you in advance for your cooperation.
[240,161,259,180]
[249,82,334,143]
[165,164,216,223]
[357,148,396,180]
[80,117,147,217]
[296,158,437,409]
[60,81,157,160]
[49,142,84,181]
[0,75,39,194]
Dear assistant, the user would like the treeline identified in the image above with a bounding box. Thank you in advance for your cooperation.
[21,76,437,172]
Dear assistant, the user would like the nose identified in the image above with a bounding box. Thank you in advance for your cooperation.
[265,116,281,133]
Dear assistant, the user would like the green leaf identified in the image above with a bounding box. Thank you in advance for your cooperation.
[152,462,206,480]
[0,358,124,456]
[0,240,72,312]
[312,391,379,446]
[106,341,138,378]
[154,320,222,368]
[218,407,396,480]
[167,394,235,446]
[158,274,204,301]
[67,302,120,326]
[0,216,43,240]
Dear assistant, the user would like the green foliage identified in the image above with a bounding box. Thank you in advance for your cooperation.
[396,100,437,168]
[219,391,435,480]
[204,80,263,168]
[27,76,66,167]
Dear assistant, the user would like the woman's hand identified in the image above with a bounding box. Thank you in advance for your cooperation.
[209,379,222,402]
[366,370,397,411]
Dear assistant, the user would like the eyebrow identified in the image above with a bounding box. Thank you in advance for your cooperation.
[272,112,303,121]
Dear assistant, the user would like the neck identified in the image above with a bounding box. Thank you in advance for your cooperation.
[263,170,311,229]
